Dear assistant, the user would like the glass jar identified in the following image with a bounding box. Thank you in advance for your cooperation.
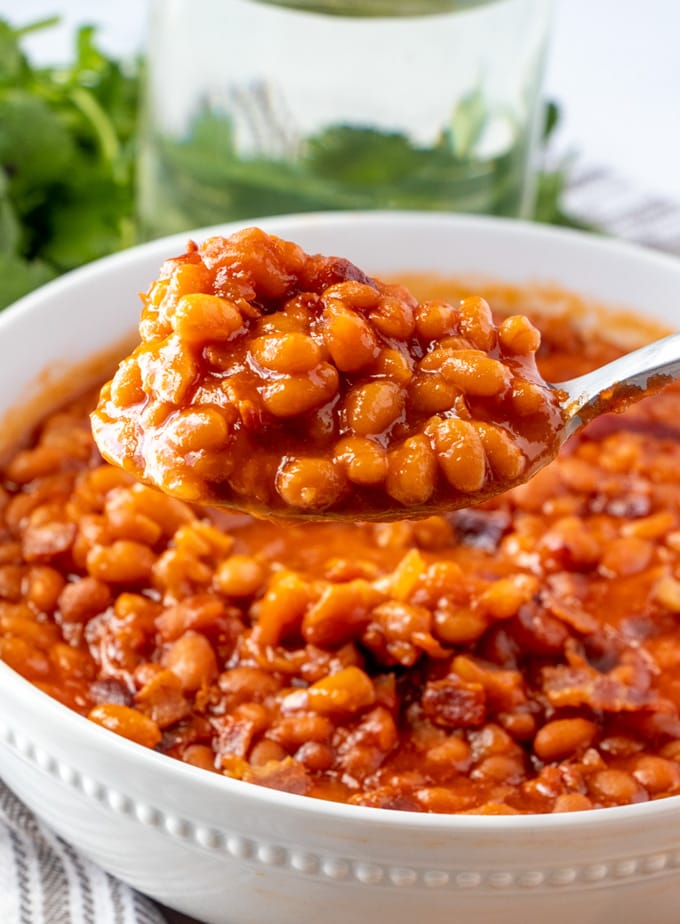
[138,0,553,238]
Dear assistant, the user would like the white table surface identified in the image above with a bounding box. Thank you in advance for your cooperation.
[1,0,679,201]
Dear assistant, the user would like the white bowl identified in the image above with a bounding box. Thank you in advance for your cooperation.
[2,212,680,924]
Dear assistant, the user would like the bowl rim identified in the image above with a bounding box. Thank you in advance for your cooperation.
[2,209,680,834]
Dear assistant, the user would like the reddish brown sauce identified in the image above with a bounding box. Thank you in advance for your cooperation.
[2,276,680,814]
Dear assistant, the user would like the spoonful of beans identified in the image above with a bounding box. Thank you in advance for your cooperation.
[91,228,680,521]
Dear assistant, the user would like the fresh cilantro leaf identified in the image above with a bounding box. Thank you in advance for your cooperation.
[0,91,75,197]
[0,167,20,255]
[41,164,132,270]
[305,125,424,185]
[0,253,55,308]
[0,16,139,310]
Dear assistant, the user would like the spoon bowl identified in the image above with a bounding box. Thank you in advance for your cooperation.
[91,230,680,522]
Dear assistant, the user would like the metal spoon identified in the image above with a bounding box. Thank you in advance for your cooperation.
[558,330,680,437]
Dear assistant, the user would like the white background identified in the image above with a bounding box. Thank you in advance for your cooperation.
[1,0,679,199]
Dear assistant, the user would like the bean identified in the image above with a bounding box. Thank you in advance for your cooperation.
[163,631,218,691]
[276,458,346,510]
[105,501,162,549]
[599,536,653,578]
[436,350,510,397]
[323,280,381,310]
[88,703,161,749]
[474,422,526,482]
[86,541,155,583]
[0,609,58,649]
[511,380,550,416]
[175,520,235,558]
[415,787,477,813]
[334,436,388,486]
[182,745,218,772]
[163,408,229,452]
[433,606,487,645]
[654,575,680,613]
[261,363,338,417]
[344,380,405,436]
[631,755,680,794]
[369,295,415,339]
[458,296,496,351]
[109,358,145,407]
[215,555,265,598]
[22,521,77,563]
[155,594,226,641]
[321,304,379,372]
[294,741,334,772]
[23,566,65,612]
[431,417,487,493]
[374,348,413,385]
[498,315,541,355]
[425,735,472,770]
[217,667,281,706]
[385,435,437,506]
[304,666,375,716]
[250,332,322,374]
[409,372,459,414]
[552,793,593,813]
[387,548,425,601]
[0,564,24,602]
[534,718,598,762]
[252,572,313,647]
[0,636,50,680]
[302,579,381,647]
[5,446,66,484]
[540,516,601,568]
[588,768,645,805]
[50,643,94,679]
[415,300,459,340]
[138,336,198,405]
[269,713,334,748]
[623,512,675,540]
[477,574,538,620]
[249,739,287,766]
[200,228,304,299]
[471,754,524,784]
[232,702,270,735]
[58,577,111,622]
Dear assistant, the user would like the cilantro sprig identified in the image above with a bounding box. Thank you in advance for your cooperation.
[0,16,579,311]
[0,17,139,308]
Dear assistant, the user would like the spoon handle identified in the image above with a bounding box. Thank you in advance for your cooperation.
[558,331,680,435]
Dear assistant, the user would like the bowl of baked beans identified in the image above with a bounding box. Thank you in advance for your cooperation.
[1,211,680,924]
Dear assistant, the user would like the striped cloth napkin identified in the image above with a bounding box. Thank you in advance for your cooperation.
[561,160,680,256]
[0,166,678,924]
[0,785,165,924]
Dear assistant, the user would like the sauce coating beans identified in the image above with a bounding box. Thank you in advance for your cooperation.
[3,281,680,814]
[91,229,565,519]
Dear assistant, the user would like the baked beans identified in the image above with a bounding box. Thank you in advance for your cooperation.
[91,229,565,519]
[2,277,680,813]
